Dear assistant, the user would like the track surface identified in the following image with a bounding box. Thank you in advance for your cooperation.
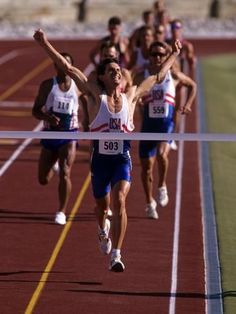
[0,38,235,314]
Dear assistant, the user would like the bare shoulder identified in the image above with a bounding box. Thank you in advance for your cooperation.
[38,78,54,94]
[183,40,194,52]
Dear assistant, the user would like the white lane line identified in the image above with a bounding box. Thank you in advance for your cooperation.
[169,116,186,314]
[0,50,20,65]
[0,101,33,108]
[0,122,43,177]
[0,47,40,66]
[197,62,223,314]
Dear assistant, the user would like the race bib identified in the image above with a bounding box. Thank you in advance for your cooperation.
[52,97,74,115]
[149,102,169,118]
[99,140,123,155]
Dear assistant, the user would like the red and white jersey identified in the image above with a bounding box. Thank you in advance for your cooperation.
[142,70,175,119]
[89,93,134,154]
[89,93,134,133]
[44,77,79,130]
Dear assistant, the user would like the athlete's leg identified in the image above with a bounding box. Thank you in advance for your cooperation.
[140,156,156,204]
[57,141,76,213]
[156,141,171,188]
[94,193,110,230]
[111,180,130,250]
[38,147,58,185]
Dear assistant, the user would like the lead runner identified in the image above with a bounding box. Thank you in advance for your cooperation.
[33,29,181,272]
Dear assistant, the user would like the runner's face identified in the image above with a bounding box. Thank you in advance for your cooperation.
[141,29,154,45]
[101,47,118,60]
[171,22,183,40]
[108,24,121,36]
[104,62,122,85]
[155,25,165,41]
[149,46,167,66]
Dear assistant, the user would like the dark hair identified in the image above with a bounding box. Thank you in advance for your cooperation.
[108,16,122,26]
[97,58,119,76]
[100,41,117,53]
[139,25,154,35]
[142,10,153,19]
[149,41,168,54]
[60,52,74,65]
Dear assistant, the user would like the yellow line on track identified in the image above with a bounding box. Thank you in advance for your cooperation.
[0,110,31,117]
[0,58,52,101]
[0,139,19,145]
[25,173,91,314]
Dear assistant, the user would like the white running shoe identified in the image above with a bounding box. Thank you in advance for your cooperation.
[98,219,112,255]
[109,255,125,272]
[52,161,60,174]
[170,140,178,151]
[55,211,66,225]
[145,200,158,219]
[158,186,169,207]
[107,208,113,217]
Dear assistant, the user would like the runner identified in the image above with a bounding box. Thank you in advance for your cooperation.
[33,28,181,271]
[89,16,130,68]
[169,18,196,79]
[134,41,196,219]
[129,10,155,51]
[32,52,81,225]
[128,26,154,77]
[168,18,197,149]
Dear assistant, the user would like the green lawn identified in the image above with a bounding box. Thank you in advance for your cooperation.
[201,54,236,313]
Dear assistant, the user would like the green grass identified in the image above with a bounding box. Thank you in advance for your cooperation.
[201,54,236,314]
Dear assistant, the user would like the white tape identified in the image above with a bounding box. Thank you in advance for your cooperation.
[0,131,236,142]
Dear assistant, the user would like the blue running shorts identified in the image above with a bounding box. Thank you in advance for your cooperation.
[91,151,132,199]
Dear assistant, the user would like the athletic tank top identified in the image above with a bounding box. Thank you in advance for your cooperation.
[44,77,79,131]
[90,93,134,154]
[142,69,175,120]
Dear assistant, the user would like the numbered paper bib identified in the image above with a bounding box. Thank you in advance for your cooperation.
[99,140,123,155]
[149,102,169,118]
[53,97,74,115]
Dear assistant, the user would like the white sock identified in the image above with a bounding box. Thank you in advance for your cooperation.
[111,249,121,259]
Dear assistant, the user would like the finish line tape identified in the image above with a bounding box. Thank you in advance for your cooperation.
[0,131,236,142]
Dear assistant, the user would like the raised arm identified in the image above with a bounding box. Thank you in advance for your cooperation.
[129,39,182,103]
[33,29,89,94]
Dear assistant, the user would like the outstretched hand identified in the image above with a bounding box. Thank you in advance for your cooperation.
[172,39,182,55]
[33,29,47,45]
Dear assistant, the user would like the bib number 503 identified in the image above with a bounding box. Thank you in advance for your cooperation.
[99,140,123,155]
[104,141,118,151]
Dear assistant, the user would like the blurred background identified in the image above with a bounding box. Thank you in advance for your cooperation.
[0,0,236,23]
[0,0,235,38]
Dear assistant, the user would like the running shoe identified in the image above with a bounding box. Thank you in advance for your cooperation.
[98,219,112,255]
[170,140,178,151]
[109,255,125,272]
[107,208,113,217]
[52,161,60,174]
[145,200,158,219]
[55,211,66,225]
[158,186,169,207]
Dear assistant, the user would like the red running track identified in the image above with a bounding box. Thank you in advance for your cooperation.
[0,38,235,314]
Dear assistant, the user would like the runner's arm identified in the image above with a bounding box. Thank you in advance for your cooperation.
[129,40,182,104]
[172,70,197,114]
[32,79,60,126]
[33,29,90,94]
